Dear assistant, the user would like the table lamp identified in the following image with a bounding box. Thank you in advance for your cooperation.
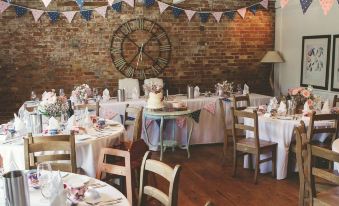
[260,51,284,95]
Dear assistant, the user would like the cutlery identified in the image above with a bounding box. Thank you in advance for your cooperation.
[85,198,122,205]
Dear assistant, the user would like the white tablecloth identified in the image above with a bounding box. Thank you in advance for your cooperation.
[100,94,271,150]
[0,124,126,177]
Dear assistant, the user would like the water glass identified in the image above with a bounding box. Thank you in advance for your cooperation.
[59,89,65,97]
[31,91,37,101]
[37,162,52,199]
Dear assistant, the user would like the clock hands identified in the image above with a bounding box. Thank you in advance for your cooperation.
[136,43,144,70]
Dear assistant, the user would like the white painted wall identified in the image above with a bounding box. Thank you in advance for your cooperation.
[275,0,339,101]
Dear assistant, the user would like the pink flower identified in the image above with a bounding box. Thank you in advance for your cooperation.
[292,89,299,95]
[307,99,313,106]
[302,90,311,98]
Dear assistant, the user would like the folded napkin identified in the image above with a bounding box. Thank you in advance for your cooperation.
[194,86,200,98]
[303,101,311,115]
[267,97,278,112]
[321,99,330,114]
[277,101,287,115]
[66,115,76,131]
[48,117,60,130]
[14,113,26,134]
[243,84,250,95]
[131,87,139,100]
[102,88,110,102]
[50,171,67,206]
[83,107,93,129]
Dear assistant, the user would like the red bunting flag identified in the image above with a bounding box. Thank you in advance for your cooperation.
[260,0,269,9]
[0,1,10,13]
[319,0,334,15]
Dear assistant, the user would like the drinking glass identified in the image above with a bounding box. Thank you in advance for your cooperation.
[31,91,37,101]
[59,89,65,97]
[93,88,98,98]
[237,84,242,94]
[37,162,52,199]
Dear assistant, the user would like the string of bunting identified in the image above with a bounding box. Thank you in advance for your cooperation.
[280,0,337,16]
[0,0,269,24]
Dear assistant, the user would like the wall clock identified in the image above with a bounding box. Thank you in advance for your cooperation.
[110,18,171,80]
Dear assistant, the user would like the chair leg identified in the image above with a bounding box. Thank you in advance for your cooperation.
[232,150,238,177]
[254,154,260,184]
[272,146,277,178]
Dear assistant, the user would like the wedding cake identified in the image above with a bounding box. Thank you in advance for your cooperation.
[147,92,164,109]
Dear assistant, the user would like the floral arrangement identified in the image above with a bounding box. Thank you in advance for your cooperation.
[72,84,92,102]
[288,85,321,109]
[38,91,69,117]
[215,80,234,94]
[143,83,163,94]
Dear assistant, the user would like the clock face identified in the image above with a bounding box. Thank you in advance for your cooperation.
[110,18,171,80]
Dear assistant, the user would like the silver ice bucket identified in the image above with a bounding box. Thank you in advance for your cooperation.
[117,89,126,102]
[3,170,30,206]
[29,113,42,134]
[187,86,194,99]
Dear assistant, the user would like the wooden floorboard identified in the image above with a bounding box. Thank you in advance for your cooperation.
[148,144,299,206]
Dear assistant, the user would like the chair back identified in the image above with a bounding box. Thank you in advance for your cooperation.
[24,132,76,173]
[307,111,339,145]
[119,78,140,99]
[332,95,339,107]
[124,104,143,141]
[231,108,259,149]
[138,151,182,206]
[73,101,100,117]
[232,94,250,110]
[96,148,133,205]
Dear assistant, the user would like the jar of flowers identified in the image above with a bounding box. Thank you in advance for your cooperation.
[215,80,234,97]
[38,91,69,118]
[288,86,321,113]
[71,84,92,104]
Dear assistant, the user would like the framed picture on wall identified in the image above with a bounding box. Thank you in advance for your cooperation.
[300,35,331,90]
[331,35,339,91]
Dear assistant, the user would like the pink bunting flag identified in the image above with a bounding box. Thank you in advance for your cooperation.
[95,6,107,18]
[260,0,269,9]
[203,101,216,114]
[158,1,169,14]
[176,117,186,129]
[42,0,53,8]
[123,0,134,7]
[63,11,77,23]
[212,12,223,22]
[184,9,196,21]
[237,7,247,19]
[319,0,334,15]
[0,1,10,13]
[280,0,289,8]
[31,9,44,22]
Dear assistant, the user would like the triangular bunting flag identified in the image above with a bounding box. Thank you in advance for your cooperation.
[63,11,77,23]
[172,7,183,18]
[184,9,196,21]
[0,1,10,13]
[212,12,223,23]
[224,11,236,20]
[14,6,27,17]
[203,102,216,114]
[42,0,52,8]
[80,10,92,21]
[249,4,258,15]
[108,0,114,6]
[280,0,289,8]
[145,0,155,8]
[123,0,134,7]
[300,0,313,14]
[76,0,84,9]
[199,12,209,23]
[189,110,201,123]
[31,9,44,22]
[158,1,169,14]
[237,7,247,19]
[260,0,269,9]
[95,6,107,18]
[48,11,59,23]
[319,0,334,15]
[112,2,122,12]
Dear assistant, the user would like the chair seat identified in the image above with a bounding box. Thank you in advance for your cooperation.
[237,138,277,148]
[314,186,339,206]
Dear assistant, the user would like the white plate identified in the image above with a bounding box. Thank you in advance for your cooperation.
[277,116,293,120]
[247,106,258,110]
[63,174,90,188]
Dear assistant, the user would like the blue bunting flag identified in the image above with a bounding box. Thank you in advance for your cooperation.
[14,6,27,17]
[172,7,183,18]
[80,10,92,21]
[199,12,209,23]
[112,2,122,12]
[47,11,59,23]
[224,11,236,20]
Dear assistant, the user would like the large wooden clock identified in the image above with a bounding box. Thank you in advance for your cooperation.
[110,18,171,80]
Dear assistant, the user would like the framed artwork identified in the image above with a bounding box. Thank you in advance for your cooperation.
[331,35,339,91]
[300,35,331,90]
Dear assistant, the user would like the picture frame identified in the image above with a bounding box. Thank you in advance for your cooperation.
[331,35,339,91]
[300,35,331,90]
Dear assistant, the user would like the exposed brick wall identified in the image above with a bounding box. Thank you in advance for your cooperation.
[0,0,274,123]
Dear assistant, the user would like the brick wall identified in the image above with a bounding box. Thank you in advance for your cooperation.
[0,0,274,123]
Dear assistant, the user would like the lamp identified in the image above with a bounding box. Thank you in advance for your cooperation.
[260,51,284,95]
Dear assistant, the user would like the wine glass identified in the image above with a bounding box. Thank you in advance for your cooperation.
[37,162,52,199]
[59,89,65,97]
[31,91,37,101]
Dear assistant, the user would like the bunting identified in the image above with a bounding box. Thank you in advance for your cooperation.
[0,1,10,13]
[203,101,216,114]
[172,7,183,18]
[176,117,186,128]
[41,0,52,8]
[237,7,247,19]
[280,0,289,8]
[123,0,134,8]
[112,2,122,12]
[14,6,27,17]
[260,0,269,9]
[95,6,107,18]
[184,9,196,21]
[145,0,155,8]
[75,0,84,9]
[31,9,44,22]
[80,10,92,21]
[189,110,201,123]
[63,11,77,23]
[300,0,313,14]
[249,4,258,15]
[212,12,223,23]
[319,0,334,15]
[158,1,169,14]
[199,12,209,23]
[47,11,59,23]
[224,11,236,20]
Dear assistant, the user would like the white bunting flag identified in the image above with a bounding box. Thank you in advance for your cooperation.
[42,0,52,8]
[95,6,107,18]
[237,8,246,19]
[31,9,44,22]
[158,1,169,14]
[123,0,134,7]
[184,9,196,21]
[173,0,185,4]
[63,11,77,23]
[0,1,10,13]
[212,12,223,22]
[260,0,269,9]
[280,0,289,8]
[319,0,334,15]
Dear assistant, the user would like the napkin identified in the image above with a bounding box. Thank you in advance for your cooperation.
[83,107,93,129]
[277,101,287,115]
[14,113,26,134]
[267,97,278,112]
[321,99,330,114]
[49,172,67,206]
[48,117,60,130]
[303,101,311,115]
[243,84,250,95]
[194,86,200,98]
[102,88,110,102]
[131,87,139,100]
[66,115,76,131]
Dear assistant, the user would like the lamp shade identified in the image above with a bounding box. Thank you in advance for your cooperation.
[260,51,284,63]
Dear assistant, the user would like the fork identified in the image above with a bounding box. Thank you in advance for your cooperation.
[85,198,122,205]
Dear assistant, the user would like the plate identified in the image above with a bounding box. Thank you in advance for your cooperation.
[105,120,120,126]
[247,106,258,110]
[276,116,293,120]
[63,174,90,188]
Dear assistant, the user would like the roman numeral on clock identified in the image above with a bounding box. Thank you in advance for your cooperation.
[159,44,171,52]
[122,23,132,34]
[125,66,135,77]
[156,32,166,40]
[157,57,168,66]
[149,22,155,33]
[151,65,161,75]
[110,48,121,54]
[138,18,144,30]
[114,58,127,71]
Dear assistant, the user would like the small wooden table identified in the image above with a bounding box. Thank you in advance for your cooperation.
[143,108,194,161]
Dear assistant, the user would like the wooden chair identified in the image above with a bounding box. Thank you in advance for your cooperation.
[24,132,76,173]
[332,94,339,107]
[231,108,277,184]
[74,101,100,117]
[96,148,133,205]
[295,121,339,206]
[124,104,143,141]
[232,94,250,110]
[138,151,182,206]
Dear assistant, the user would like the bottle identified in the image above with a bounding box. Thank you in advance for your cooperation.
[67,100,74,118]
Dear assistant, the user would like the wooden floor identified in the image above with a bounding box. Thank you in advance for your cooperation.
[148,144,299,206]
